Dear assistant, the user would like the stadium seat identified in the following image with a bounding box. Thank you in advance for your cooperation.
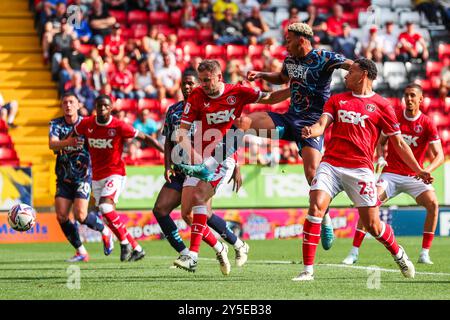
[371,0,391,8]
[138,99,160,112]
[114,99,137,112]
[182,42,203,58]
[160,98,177,114]
[128,10,148,24]
[0,133,12,148]
[215,58,227,71]
[440,128,450,144]
[78,44,94,55]
[204,44,225,58]
[0,119,7,133]
[169,10,183,27]
[156,25,176,37]
[416,78,434,93]
[0,148,18,162]
[121,27,134,40]
[149,11,170,25]
[379,10,399,26]
[391,0,412,10]
[139,148,163,163]
[342,12,358,27]
[386,97,401,108]
[260,11,276,29]
[269,45,288,60]
[226,45,247,59]
[132,23,148,39]
[399,11,421,26]
[248,44,265,58]
[252,58,265,71]
[109,10,127,25]
[274,8,289,26]
[438,43,450,61]
[177,28,197,43]
[426,62,443,78]
[427,111,450,128]
[197,28,214,43]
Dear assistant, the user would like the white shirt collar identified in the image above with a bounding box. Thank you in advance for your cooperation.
[351,91,376,98]
[96,115,113,126]
[403,109,421,121]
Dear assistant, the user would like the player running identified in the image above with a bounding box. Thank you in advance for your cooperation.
[173,60,290,273]
[180,23,353,250]
[49,93,114,262]
[342,83,444,266]
[295,58,432,281]
[74,95,163,262]
[154,70,250,272]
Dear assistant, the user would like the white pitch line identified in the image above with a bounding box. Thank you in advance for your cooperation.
[155,256,450,277]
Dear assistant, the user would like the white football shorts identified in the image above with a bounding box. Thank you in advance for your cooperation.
[92,174,127,206]
[377,172,434,200]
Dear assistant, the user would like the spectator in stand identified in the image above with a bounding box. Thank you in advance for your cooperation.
[196,0,214,29]
[155,53,182,100]
[133,109,159,138]
[396,21,429,62]
[84,48,103,73]
[332,23,358,60]
[237,0,261,19]
[280,143,298,164]
[89,0,116,46]
[184,56,203,73]
[303,4,329,45]
[181,0,198,29]
[104,23,125,63]
[213,0,239,21]
[89,58,108,93]
[326,3,345,39]
[380,21,398,62]
[261,58,286,91]
[134,59,159,99]
[50,19,75,79]
[147,0,169,12]
[149,41,177,75]
[439,66,450,99]
[110,60,134,99]
[243,6,270,45]
[224,59,244,84]
[59,39,87,95]
[70,0,90,15]
[291,0,311,11]
[0,92,18,128]
[105,0,128,11]
[437,0,450,28]
[258,0,274,12]
[413,0,440,24]
[166,0,184,12]
[124,38,143,66]
[66,72,96,116]
[361,25,383,62]
[142,25,161,57]
[214,9,246,45]
[123,139,142,165]
[41,1,67,64]
[73,9,92,44]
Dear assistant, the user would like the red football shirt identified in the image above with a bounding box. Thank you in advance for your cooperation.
[383,108,440,176]
[322,91,400,170]
[181,83,261,157]
[398,32,422,54]
[110,70,133,90]
[74,115,138,180]
[104,34,125,56]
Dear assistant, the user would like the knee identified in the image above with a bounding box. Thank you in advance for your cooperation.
[305,165,318,185]
[234,116,251,131]
[366,221,382,237]
[73,207,87,223]
[152,203,168,219]
[56,212,68,224]
[182,211,193,226]
[425,199,439,214]
[308,203,326,218]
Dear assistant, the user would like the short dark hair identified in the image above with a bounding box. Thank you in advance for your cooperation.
[62,92,79,101]
[183,70,199,81]
[95,94,112,105]
[197,59,221,74]
[405,83,423,93]
[354,58,378,80]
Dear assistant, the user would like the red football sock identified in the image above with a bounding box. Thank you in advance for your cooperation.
[353,229,367,248]
[126,233,139,250]
[202,226,218,247]
[302,216,322,266]
[375,222,399,255]
[103,211,129,242]
[422,232,434,250]
[189,206,208,254]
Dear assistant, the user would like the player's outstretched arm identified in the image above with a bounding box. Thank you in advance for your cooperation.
[136,131,164,153]
[340,59,354,70]
[301,114,333,139]
[388,134,433,184]
[257,87,291,105]
[247,70,289,85]
[423,141,444,174]
[49,132,82,152]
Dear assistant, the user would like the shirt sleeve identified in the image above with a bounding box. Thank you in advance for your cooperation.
[120,121,139,139]
[380,105,401,136]
[281,59,289,78]
[73,117,87,136]
[49,120,60,138]
[162,109,171,137]
[324,50,347,72]
[181,90,201,125]
[427,120,441,144]
[239,85,262,105]
[322,95,336,121]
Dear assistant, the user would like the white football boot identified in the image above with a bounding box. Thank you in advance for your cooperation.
[393,246,415,278]
[235,242,250,267]
[417,252,434,265]
[291,271,314,282]
[216,244,231,275]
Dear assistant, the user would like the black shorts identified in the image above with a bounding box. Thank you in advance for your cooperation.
[55,180,91,200]
[162,171,186,193]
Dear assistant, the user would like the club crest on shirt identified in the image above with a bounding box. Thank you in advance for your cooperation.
[227,96,236,105]
[365,104,376,112]
[414,124,423,133]
[108,129,116,137]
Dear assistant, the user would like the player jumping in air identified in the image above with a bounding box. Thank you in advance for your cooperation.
[342,83,444,266]
[180,23,354,250]
[173,60,291,273]
[154,70,250,272]
[295,58,432,281]
[74,95,164,262]
[49,93,114,262]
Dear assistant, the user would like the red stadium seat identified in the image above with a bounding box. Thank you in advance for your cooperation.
[138,99,160,112]
[197,28,214,44]
[438,43,450,61]
[204,44,225,58]
[386,97,401,108]
[426,61,443,77]
[269,45,288,60]
[169,10,183,27]
[226,45,247,59]
[160,98,177,114]
[114,99,137,112]
[139,148,163,162]
[156,24,176,37]
[177,28,197,43]
[427,111,450,128]
[131,23,148,39]
[342,12,358,27]
[182,42,203,58]
[248,44,264,58]
[0,148,18,162]
[252,58,264,71]
[439,128,450,144]
[0,133,12,148]
[109,10,127,25]
[78,44,94,55]
[121,27,134,40]
[149,11,170,25]
[215,57,226,71]
[0,119,7,132]
[128,10,148,24]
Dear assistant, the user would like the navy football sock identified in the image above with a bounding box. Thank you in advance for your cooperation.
[59,220,83,250]
[208,214,237,245]
[82,212,105,232]
[155,214,187,253]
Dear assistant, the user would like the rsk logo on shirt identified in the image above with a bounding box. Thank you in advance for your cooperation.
[206,108,236,124]
[402,134,419,147]
[337,110,369,127]
[88,138,113,149]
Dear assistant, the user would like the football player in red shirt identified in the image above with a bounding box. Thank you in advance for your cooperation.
[342,83,444,266]
[296,58,432,281]
[75,95,163,262]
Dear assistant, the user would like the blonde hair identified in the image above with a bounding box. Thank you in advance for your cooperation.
[287,23,314,39]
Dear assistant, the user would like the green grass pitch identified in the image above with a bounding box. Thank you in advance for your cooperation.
[0,237,449,300]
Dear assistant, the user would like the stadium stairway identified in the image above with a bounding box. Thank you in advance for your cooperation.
[0,0,60,207]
